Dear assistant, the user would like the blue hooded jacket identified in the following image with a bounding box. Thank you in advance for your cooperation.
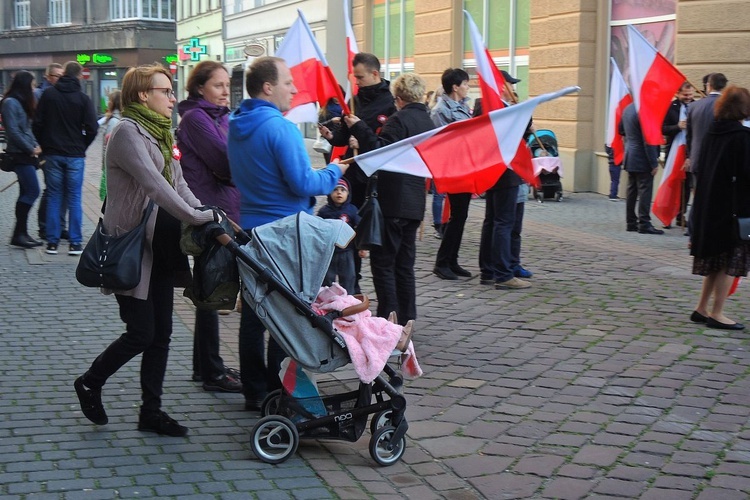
[228,98,341,229]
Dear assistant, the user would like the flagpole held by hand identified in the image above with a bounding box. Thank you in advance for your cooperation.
[506,81,549,156]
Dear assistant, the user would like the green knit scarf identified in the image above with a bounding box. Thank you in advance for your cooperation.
[122,103,174,186]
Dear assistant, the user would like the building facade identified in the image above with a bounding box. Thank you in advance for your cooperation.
[0,0,177,114]
[175,0,223,103]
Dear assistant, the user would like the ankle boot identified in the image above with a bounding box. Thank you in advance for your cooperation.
[10,203,42,248]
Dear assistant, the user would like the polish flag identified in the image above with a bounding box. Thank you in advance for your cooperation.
[354,87,579,194]
[276,10,350,124]
[464,10,506,112]
[343,0,359,102]
[652,130,686,226]
[627,24,686,145]
[606,58,632,165]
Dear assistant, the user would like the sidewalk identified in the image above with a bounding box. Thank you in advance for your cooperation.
[1,137,749,499]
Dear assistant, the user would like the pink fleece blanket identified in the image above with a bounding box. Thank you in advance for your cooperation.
[312,284,422,383]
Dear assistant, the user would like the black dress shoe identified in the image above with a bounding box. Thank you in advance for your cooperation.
[626,225,637,232]
[690,311,708,323]
[638,226,664,235]
[450,265,472,277]
[706,318,745,330]
[10,234,43,248]
[138,410,188,437]
[433,266,458,280]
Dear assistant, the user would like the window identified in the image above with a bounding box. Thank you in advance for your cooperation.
[49,0,71,26]
[110,0,174,20]
[372,0,415,79]
[15,0,31,29]
[463,0,530,99]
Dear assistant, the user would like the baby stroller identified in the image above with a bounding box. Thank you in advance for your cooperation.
[527,129,563,202]
[216,212,409,466]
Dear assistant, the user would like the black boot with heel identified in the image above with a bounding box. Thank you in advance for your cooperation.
[10,202,43,248]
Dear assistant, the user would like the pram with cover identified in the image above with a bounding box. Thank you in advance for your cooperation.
[527,129,564,202]
[217,212,409,466]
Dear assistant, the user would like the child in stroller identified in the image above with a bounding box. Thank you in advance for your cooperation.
[212,212,420,466]
[527,129,564,202]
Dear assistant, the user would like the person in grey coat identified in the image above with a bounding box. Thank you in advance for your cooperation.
[619,103,662,234]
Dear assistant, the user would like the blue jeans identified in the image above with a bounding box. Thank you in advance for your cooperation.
[479,186,519,282]
[14,163,41,206]
[430,182,445,225]
[609,165,622,198]
[510,201,525,270]
[44,155,84,244]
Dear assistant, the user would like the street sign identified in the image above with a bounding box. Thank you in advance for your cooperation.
[81,67,91,80]
[169,64,177,75]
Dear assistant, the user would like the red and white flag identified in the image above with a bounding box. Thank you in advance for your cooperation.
[652,130,687,226]
[464,10,506,112]
[354,87,579,194]
[343,0,359,102]
[275,10,350,124]
[606,58,632,165]
[627,24,686,146]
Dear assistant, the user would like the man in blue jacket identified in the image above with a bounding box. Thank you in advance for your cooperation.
[228,56,347,411]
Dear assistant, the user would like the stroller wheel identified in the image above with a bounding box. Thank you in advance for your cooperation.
[370,409,393,435]
[261,389,283,417]
[250,415,299,464]
[369,426,406,466]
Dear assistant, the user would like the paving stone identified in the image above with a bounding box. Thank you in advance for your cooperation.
[469,473,542,499]
[696,488,748,500]
[512,454,566,477]
[572,445,622,467]
[639,488,694,500]
[593,478,647,497]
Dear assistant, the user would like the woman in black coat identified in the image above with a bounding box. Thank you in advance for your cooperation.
[690,85,750,330]
[345,73,435,323]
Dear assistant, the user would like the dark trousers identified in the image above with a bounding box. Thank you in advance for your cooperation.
[609,165,622,198]
[510,202,525,270]
[626,171,655,229]
[239,299,285,401]
[192,309,225,381]
[83,271,175,413]
[325,250,356,293]
[370,218,420,324]
[435,193,471,268]
[479,186,519,283]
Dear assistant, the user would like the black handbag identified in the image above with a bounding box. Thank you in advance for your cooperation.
[76,200,155,290]
[0,152,12,172]
[355,175,384,250]
[0,151,40,171]
[732,173,750,242]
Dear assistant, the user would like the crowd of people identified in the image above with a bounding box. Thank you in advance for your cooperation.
[4,52,748,437]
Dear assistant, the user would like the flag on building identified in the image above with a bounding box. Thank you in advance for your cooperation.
[606,58,632,165]
[276,10,350,124]
[626,24,686,145]
[354,87,579,194]
[652,130,687,226]
[343,0,359,102]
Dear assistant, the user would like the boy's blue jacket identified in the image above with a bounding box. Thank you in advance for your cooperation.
[228,98,341,229]
[317,193,360,253]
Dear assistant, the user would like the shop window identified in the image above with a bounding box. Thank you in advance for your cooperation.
[462,0,529,100]
[15,0,31,29]
[372,0,415,77]
[49,0,71,26]
[110,0,174,20]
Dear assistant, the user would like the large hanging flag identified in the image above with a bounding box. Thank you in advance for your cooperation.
[353,87,579,194]
[606,58,633,165]
[652,130,687,226]
[275,10,350,124]
[343,0,359,102]
[626,24,686,145]
[464,10,507,112]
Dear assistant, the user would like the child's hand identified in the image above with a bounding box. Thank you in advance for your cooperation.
[358,249,369,259]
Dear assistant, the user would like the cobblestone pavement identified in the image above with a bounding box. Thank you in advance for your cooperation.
[1,135,749,499]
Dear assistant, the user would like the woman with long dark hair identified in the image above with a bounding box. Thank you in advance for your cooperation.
[690,85,750,330]
[1,70,43,248]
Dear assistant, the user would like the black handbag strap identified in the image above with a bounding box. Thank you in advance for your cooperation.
[140,199,155,224]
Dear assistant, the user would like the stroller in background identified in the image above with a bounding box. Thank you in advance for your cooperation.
[527,129,563,202]
[217,212,409,466]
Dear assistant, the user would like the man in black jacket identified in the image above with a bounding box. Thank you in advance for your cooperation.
[319,52,396,293]
[33,61,98,256]
[661,82,694,227]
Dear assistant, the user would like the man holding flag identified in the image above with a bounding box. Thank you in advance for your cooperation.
[660,82,694,227]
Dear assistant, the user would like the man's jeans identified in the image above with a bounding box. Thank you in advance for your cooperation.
[44,155,84,245]
[479,186,519,283]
